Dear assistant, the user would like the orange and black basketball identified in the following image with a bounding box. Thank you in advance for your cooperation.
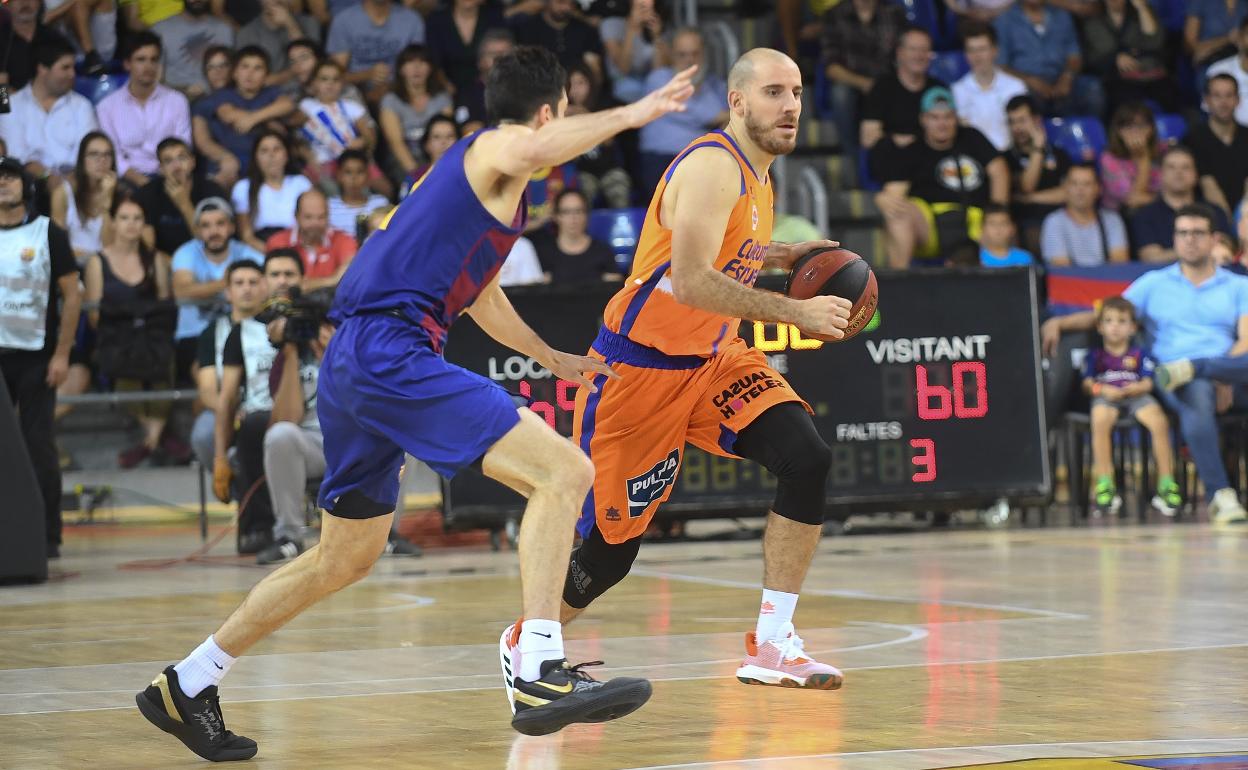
[783,247,878,342]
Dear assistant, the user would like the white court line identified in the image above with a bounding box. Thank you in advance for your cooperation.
[617,737,1248,769]
[7,641,1247,716]
[630,568,1087,620]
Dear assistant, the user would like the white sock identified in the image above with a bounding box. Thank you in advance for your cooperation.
[516,619,564,682]
[173,635,237,697]
[755,589,799,642]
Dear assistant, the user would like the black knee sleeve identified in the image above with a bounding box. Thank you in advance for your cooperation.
[733,402,831,525]
[562,526,642,609]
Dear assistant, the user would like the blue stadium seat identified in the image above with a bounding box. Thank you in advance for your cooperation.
[588,207,647,271]
[858,148,881,192]
[1155,0,1187,32]
[891,0,956,49]
[74,74,128,105]
[1155,113,1188,146]
[928,51,969,85]
[1044,116,1107,163]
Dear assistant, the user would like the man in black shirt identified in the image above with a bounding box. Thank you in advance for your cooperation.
[1004,94,1071,255]
[0,156,81,558]
[874,87,1009,268]
[1188,74,1248,220]
[0,0,72,91]
[511,0,606,84]
[860,26,945,152]
[532,190,623,284]
[140,138,228,257]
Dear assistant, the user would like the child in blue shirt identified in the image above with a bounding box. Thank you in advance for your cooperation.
[979,205,1034,268]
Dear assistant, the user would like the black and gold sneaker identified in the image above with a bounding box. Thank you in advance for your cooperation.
[511,659,652,736]
[135,666,258,762]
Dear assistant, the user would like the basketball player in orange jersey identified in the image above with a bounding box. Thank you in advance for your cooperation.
[500,48,852,701]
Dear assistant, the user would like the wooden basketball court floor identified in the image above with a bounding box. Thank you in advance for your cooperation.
[3,521,1247,769]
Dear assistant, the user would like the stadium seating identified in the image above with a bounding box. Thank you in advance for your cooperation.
[588,207,647,271]
[1155,113,1189,146]
[1044,116,1107,163]
[74,74,128,105]
[928,51,969,85]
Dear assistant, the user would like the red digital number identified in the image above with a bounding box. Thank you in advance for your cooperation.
[520,380,579,429]
[915,363,989,420]
[519,380,555,427]
[557,380,578,413]
[910,438,936,482]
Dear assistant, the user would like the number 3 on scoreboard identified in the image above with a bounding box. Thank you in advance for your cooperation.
[910,438,936,482]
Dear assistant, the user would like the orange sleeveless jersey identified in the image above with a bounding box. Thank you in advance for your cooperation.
[602,130,774,357]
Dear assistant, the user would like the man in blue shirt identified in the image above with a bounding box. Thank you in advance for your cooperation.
[995,0,1104,117]
[1042,203,1248,526]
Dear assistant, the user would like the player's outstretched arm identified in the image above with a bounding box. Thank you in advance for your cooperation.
[666,149,851,339]
[466,277,619,393]
[474,66,698,178]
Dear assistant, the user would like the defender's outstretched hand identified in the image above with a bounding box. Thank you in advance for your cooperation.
[625,66,698,128]
[540,351,621,393]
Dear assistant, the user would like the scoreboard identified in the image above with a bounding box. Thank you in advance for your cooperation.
[441,268,1050,528]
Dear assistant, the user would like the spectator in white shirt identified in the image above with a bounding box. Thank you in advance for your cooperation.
[1206,18,1248,127]
[327,149,390,237]
[231,130,313,252]
[0,39,98,178]
[498,236,546,287]
[951,23,1027,151]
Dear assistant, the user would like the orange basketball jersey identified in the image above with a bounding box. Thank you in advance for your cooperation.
[602,130,774,357]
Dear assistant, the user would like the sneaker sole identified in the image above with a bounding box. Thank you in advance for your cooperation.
[499,626,516,715]
[510,679,653,736]
[135,692,257,762]
[735,664,843,690]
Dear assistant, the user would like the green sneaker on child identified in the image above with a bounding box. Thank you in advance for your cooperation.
[1152,476,1182,517]
[1093,476,1121,516]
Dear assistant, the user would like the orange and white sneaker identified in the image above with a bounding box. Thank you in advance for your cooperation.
[736,621,844,690]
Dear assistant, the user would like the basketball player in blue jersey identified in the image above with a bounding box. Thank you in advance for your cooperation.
[135,47,698,760]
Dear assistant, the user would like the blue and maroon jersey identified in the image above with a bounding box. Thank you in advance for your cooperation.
[1083,345,1156,388]
[330,129,527,352]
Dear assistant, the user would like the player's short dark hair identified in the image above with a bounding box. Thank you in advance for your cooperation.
[234,45,271,72]
[1175,202,1217,230]
[34,40,76,71]
[123,30,162,60]
[1006,93,1038,115]
[156,136,190,160]
[265,248,305,275]
[226,259,264,281]
[1097,295,1137,324]
[1206,73,1240,95]
[961,22,997,47]
[486,46,567,124]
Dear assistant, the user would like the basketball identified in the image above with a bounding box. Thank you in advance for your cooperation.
[784,247,878,342]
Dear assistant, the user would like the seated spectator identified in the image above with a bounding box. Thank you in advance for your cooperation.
[1189,74,1248,220]
[264,189,357,288]
[1043,204,1248,526]
[638,28,728,194]
[96,31,193,187]
[1082,0,1172,115]
[526,163,578,234]
[565,64,631,209]
[873,87,1009,268]
[600,0,665,103]
[152,0,234,98]
[1185,0,1248,71]
[1040,164,1130,266]
[994,0,1104,117]
[1082,296,1181,515]
[0,40,98,179]
[978,203,1035,267]
[1099,101,1162,212]
[1206,19,1248,125]
[403,115,460,195]
[512,0,605,83]
[199,45,235,101]
[281,40,369,104]
[951,23,1027,152]
[171,198,265,382]
[327,0,426,104]
[192,47,297,189]
[532,190,623,284]
[328,150,391,237]
[498,236,546,286]
[821,0,906,170]
[50,131,115,263]
[453,29,514,132]
[1130,146,1233,263]
[296,59,389,197]
[860,26,942,152]
[1211,230,1240,268]
[83,192,181,468]
[0,0,73,92]
[379,45,455,184]
[944,0,1013,24]
[46,0,115,75]
[233,130,314,251]
[1005,94,1072,256]
[425,0,507,98]
[140,138,229,257]
[211,259,280,553]
[236,0,320,88]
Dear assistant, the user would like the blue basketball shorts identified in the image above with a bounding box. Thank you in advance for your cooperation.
[316,314,521,519]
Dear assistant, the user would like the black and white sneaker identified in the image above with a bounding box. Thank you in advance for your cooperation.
[256,537,303,565]
[383,535,422,557]
[135,666,257,762]
[510,658,652,736]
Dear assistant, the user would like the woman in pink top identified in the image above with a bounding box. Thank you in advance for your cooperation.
[1098,101,1162,211]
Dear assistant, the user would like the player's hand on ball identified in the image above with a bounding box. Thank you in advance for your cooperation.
[625,65,697,128]
[212,457,233,504]
[794,295,851,340]
[771,239,840,270]
[541,351,620,393]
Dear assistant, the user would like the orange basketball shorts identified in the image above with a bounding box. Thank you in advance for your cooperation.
[572,328,809,544]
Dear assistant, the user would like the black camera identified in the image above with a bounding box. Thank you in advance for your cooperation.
[255,287,332,345]
[0,84,10,115]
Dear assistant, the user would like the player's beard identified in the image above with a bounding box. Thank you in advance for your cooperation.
[743,109,797,156]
